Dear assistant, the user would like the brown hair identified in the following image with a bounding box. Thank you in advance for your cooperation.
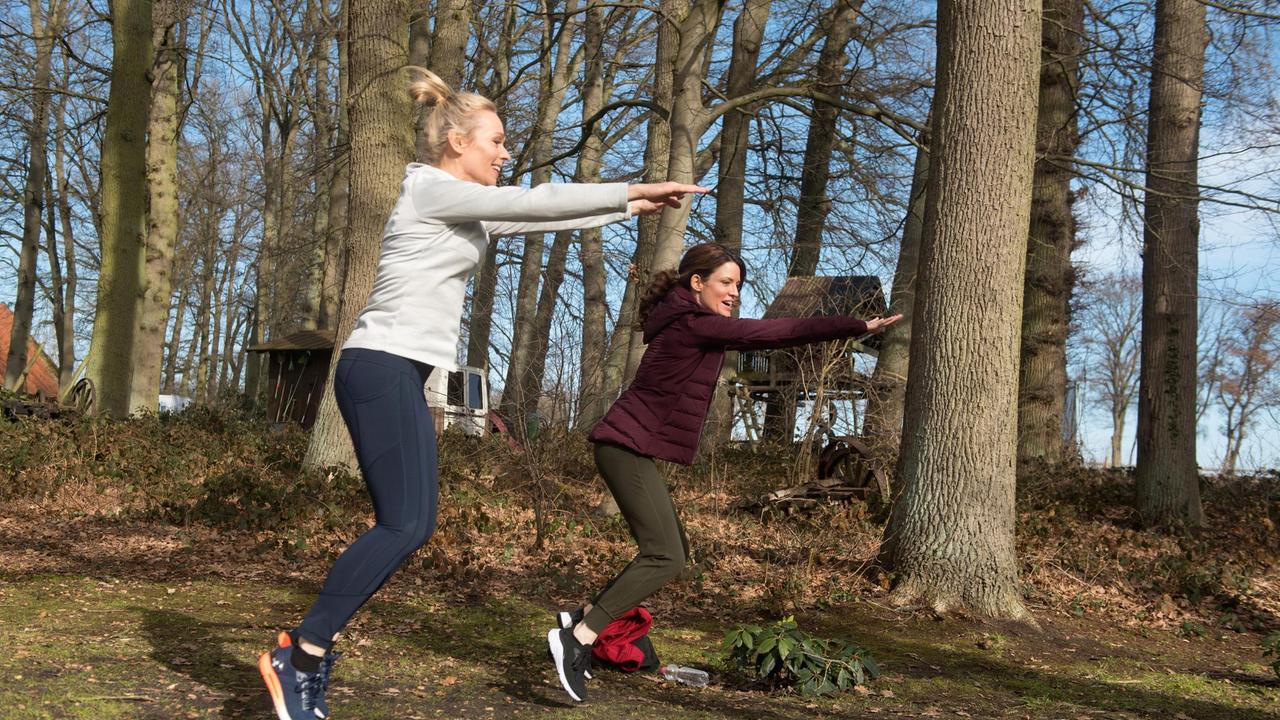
[636,243,747,328]
[405,66,498,164]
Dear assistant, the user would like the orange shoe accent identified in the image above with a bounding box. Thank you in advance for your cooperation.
[258,650,289,720]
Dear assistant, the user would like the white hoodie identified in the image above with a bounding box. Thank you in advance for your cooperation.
[343,163,631,370]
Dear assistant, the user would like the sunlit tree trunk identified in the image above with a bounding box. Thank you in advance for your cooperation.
[304,0,413,469]
[879,0,1040,621]
[131,0,186,413]
[84,0,154,416]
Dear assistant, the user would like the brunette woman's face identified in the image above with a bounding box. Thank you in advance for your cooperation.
[449,110,511,186]
[690,261,741,317]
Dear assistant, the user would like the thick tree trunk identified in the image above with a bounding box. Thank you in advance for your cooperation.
[879,0,1040,622]
[5,0,57,393]
[1016,0,1082,466]
[862,124,929,459]
[304,0,413,470]
[84,0,154,416]
[1135,0,1206,527]
[131,0,184,413]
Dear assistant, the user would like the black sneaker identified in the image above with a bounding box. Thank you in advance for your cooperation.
[556,607,584,630]
[555,608,592,679]
[547,627,590,702]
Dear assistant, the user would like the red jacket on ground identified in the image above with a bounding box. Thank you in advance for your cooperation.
[589,286,868,464]
[592,607,656,672]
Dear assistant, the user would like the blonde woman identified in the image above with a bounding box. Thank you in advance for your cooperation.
[258,67,706,720]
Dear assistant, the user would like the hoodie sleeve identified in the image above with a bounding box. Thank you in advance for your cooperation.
[684,314,869,351]
[411,171,629,224]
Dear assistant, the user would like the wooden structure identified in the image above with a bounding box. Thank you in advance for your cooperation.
[733,276,887,434]
[248,329,335,429]
[731,276,890,503]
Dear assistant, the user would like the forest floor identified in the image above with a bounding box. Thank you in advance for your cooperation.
[0,412,1277,719]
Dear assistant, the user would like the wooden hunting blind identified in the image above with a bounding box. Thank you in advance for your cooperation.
[248,329,336,429]
[732,275,888,444]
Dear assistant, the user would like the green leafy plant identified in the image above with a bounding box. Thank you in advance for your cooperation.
[722,616,879,697]
[1262,632,1280,679]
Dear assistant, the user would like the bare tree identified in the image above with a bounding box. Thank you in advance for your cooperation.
[879,0,1041,621]
[5,0,64,392]
[1212,300,1280,475]
[1076,272,1141,468]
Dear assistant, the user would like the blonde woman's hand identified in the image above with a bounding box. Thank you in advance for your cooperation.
[627,181,710,209]
[864,314,903,333]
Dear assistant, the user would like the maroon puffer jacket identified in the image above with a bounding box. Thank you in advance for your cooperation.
[589,286,868,465]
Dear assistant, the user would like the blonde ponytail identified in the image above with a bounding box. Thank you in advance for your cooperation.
[404,66,498,164]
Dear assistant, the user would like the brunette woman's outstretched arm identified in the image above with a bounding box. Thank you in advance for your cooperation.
[685,313,901,351]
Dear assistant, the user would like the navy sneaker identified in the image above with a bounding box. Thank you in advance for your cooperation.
[555,608,592,679]
[277,632,339,719]
[547,627,590,702]
[259,643,324,720]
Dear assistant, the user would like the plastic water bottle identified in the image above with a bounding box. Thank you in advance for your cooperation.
[662,664,709,688]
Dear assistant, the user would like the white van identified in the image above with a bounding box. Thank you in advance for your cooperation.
[424,365,488,436]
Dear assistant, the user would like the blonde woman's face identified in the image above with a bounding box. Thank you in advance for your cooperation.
[450,110,511,186]
[690,261,741,317]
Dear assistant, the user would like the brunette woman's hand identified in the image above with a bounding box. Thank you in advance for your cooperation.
[629,199,667,216]
[627,181,710,208]
[864,314,903,333]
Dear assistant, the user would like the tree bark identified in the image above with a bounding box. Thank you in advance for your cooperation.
[427,0,470,88]
[879,0,1040,621]
[1135,0,1206,527]
[131,0,185,413]
[1016,0,1082,466]
[604,1,677,395]
[862,122,929,460]
[304,0,413,470]
[84,0,154,416]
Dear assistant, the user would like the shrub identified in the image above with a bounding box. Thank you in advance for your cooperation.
[722,616,879,697]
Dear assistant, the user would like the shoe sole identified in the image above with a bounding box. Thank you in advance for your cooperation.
[546,629,585,702]
[258,651,293,720]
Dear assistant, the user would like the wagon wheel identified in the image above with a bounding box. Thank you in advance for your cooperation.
[817,436,890,508]
[67,377,96,416]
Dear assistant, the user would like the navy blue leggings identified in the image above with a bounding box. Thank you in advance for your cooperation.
[296,348,438,649]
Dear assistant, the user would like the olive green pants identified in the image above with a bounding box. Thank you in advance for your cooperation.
[583,442,689,633]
